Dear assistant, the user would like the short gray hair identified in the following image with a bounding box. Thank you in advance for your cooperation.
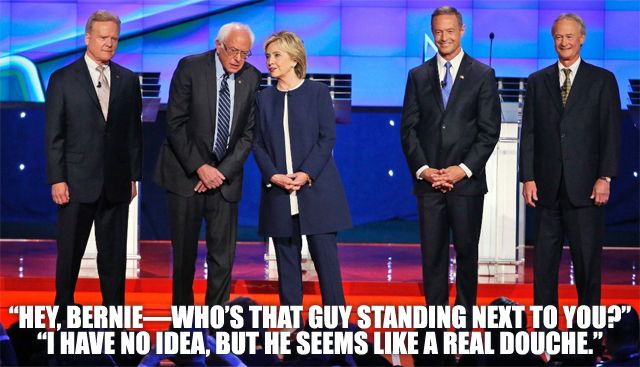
[85,10,121,34]
[216,22,255,46]
[431,6,463,29]
[552,13,586,36]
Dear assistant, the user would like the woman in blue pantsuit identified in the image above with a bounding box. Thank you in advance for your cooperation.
[253,31,352,306]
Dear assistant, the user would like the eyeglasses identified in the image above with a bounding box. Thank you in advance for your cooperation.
[222,42,252,59]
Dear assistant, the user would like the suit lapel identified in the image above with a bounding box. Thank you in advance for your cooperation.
[74,58,102,113]
[429,58,445,112]
[205,51,217,139]
[446,54,471,110]
[543,65,563,114]
[562,61,589,115]
[107,62,122,115]
[229,67,246,140]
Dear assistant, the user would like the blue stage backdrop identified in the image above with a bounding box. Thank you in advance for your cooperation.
[1,0,639,107]
[1,0,639,242]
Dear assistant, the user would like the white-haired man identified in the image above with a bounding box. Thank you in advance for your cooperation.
[155,22,261,306]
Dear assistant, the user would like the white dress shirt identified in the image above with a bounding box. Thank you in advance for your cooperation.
[84,53,110,93]
[416,49,472,181]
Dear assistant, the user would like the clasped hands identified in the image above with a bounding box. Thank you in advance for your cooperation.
[270,172,311,193]
[421,166,466,193]
[194,164,225,193]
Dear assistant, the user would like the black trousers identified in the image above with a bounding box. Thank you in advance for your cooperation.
[273,216,345,306]
[416,193,484,318]
[55,195,129,306]
[534,182,604,309]
[167,190,237,306]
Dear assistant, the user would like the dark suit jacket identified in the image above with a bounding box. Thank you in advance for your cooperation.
[400,54,501,196]
[154,50,261,202]
[45,57,143,203]
[253,81,352,237]
[519,61,620,207]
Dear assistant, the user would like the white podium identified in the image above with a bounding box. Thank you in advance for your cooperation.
[79,182,141,278]
[477,104,525,280]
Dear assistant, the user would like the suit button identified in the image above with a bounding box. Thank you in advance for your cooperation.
[442,125,446,129]
[561,133,566,138]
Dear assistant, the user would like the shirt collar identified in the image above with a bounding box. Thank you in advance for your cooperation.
[214,51,235,81]
[437,49,465,71]
[557,57,581,76]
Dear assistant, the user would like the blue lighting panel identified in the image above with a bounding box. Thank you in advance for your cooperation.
[341,56,406,106]
[143,18,210,54]
[141,53,184,102]
[306,56,341,74]
[0,3,10,52]
[473,9,538,58]
[605,59,640,107]
[605,11,640,59]
[341,7,406,57]
[538,10,605,60]
[606,0,640,10]
[141,3,209,30]
[474,0,539,9]
[113,52,143,73]
[481,57,539,78]
[539,0,604,10]
[275,4,340,56]
[10,2,77,54]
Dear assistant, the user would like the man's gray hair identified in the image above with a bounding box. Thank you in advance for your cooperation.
[552,13,586,35]
[85,10,121,33]
[431,6,463,28]
[216,22,255,46]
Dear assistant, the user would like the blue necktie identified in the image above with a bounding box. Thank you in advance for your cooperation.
[442,61,452,107]
[214,73,231,160]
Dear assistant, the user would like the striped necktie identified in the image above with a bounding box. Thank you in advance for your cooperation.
[441,61,453,107]
[561,68,572,106]
[214,73,231,160]
[96,65,110,120]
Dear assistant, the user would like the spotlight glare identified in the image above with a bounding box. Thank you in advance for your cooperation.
[20,112,26,118]
[388,169,394,177]
[19,164,25,171]
[389,120,395,126]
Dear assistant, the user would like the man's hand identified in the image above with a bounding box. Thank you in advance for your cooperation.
[590,179,610,206]
[287,172,311,190]
[270,174,297,192]
[523,181,538,207]
[197,164,226,189]
[420,167,453,192]
[438,166,467,185]
[194,181,208,193]
[130,181,137,203]
[51,182,70,205]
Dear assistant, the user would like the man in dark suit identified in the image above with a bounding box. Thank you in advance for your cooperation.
[154,23,261,306]
[45,10,142,308]
[400,6,501,322]
[520,13,620,310]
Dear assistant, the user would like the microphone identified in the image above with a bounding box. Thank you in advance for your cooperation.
[489,32,495,67]
[440,79,447,89]
[97,81,102,88]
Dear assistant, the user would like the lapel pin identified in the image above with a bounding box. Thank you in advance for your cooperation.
[459,75,464,80]
[238,80,242,84]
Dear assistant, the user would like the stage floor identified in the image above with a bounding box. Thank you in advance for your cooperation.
[1,240,639,366]
[1,240,638,285]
